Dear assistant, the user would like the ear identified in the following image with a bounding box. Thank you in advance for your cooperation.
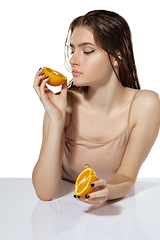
[112,51,121,67]
[112,57,119,67]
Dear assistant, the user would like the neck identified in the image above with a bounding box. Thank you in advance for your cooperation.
[84,77,127,113]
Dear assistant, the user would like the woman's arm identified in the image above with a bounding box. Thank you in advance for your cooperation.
[106,91,160,200]
[32,69,70,201]
[32,112,65,201]
[78,90,160,206]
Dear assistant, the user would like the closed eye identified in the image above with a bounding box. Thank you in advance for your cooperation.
[84,50,95,55]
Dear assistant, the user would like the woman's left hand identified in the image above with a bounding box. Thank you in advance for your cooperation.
[74,179,109,207]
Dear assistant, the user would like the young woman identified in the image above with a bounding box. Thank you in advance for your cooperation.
[33,10,160,206]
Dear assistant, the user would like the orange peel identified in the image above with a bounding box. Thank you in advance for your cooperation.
[42,67,67,86]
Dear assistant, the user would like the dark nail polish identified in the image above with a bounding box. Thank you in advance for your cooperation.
[46,76,49,79]
[73,195,77,198]
[85,164,90,167]
[85,195,90,199]
[91,183,95,188]
[41,73,45,76]
[39,68,42,70]
[77,195,80,198]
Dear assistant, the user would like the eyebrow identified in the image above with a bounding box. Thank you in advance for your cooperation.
[70,42,95,48]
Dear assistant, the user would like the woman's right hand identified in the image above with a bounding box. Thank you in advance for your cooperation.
[33,68,68,121]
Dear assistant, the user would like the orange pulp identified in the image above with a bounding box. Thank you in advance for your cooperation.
[74,167,98,197]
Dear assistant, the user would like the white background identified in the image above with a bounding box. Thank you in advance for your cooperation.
[0,0,159,178]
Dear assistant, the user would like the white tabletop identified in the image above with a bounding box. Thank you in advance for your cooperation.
[0,178,160,240]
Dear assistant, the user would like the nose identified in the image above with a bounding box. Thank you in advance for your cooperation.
[69,52,80,67]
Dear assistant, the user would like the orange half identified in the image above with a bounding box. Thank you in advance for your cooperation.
[42,67,67,86]
[74,167,98,197]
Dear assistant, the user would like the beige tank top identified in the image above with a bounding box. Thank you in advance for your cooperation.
[62,91,138,182]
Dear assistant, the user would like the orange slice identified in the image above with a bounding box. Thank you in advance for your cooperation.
[74,167,98,197]
[42,67,67,86]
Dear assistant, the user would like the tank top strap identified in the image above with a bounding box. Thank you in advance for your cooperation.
[127,90,139,124]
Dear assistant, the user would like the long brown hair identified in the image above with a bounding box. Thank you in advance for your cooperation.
[65,10,140,93]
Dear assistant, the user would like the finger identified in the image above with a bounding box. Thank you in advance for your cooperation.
[76,195,107,207]
[33,73,45,96]
[39,77,50,100]
[85,197,107,206]
[91,179,106,188]
[34,73,45,87]
[35,68,43,79]
[84,164,90,168]
[38,68,42,75]
[86,188,109,199]
[60,81,67,98]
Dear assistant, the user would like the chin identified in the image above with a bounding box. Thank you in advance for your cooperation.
[73,79,87,87]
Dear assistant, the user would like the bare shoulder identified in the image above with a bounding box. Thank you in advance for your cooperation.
[132,89,160,127]
[137,89,159,102]
[135,90,160,110]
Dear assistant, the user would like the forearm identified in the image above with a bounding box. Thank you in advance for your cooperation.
[106,175,134,200]
[32,120,65,201]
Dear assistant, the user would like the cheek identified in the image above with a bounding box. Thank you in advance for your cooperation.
[85,55,112,79]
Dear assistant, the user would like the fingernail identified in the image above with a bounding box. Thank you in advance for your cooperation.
[46,76,49,79]
[85,195,90,199]
[77,195,80,199]
[41,73,45,76]
[39,68,42,70]
[85,164,90,167]
[91,183,95,188]
[73,195,77,198]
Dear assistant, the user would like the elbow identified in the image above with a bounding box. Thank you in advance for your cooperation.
[120,177,135,197]
[35,190,57,201]
[37,194,53,202]
[122,179,135,198]
[32,173,61,201]
[32,180,58,201]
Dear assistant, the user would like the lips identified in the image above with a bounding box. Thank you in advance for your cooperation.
[72,71,82,77]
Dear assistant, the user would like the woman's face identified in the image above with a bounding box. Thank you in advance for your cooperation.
[69,27,117,88]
